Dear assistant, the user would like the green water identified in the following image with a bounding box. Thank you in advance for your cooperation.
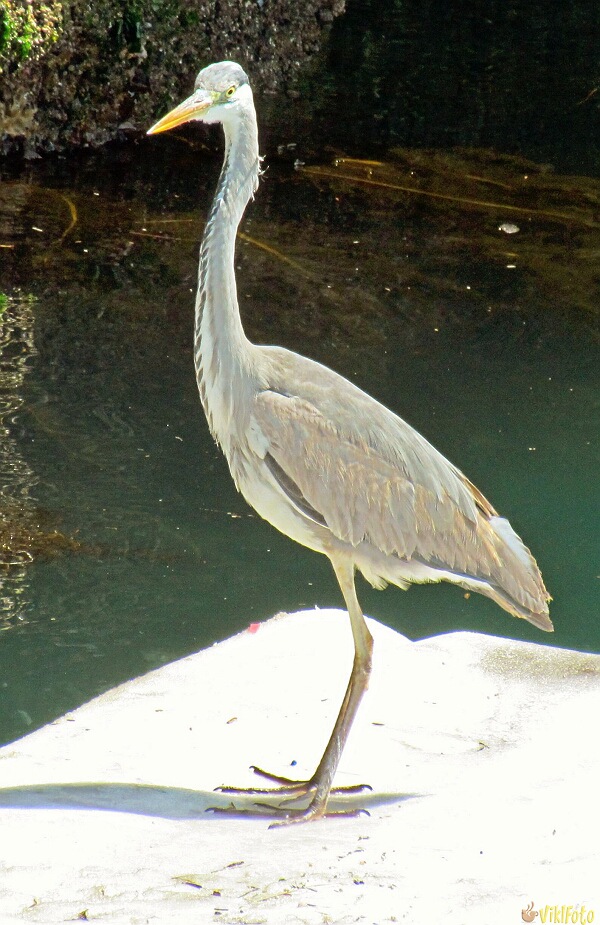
[0,134,598,747]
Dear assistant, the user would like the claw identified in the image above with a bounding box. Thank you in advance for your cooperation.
[267,806,370,828]
[207,800,370,825]
[248,765,372,794]
[216,764,371,796]
[210,764,373,824]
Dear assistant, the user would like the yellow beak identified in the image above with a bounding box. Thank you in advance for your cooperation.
[147,90,213,135]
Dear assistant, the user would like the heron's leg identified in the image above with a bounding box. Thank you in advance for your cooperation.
[213,558,373,824]
[275,556,373,822]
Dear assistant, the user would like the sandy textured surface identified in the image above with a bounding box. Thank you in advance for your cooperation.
[1,608,598,924]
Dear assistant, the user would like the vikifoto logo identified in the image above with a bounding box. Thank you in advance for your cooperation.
[521,902,595,923]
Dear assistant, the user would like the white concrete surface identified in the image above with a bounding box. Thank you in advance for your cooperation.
[0,608,599,924]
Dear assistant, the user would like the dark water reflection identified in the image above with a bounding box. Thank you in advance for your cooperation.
[0,132,598,746]
[299,0,600,175]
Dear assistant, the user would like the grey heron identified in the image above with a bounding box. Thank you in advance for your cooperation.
[147,61,552,825]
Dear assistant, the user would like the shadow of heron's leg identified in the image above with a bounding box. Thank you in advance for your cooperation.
[212,557,374,825]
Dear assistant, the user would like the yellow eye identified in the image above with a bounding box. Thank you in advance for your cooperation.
[225,85,236,98]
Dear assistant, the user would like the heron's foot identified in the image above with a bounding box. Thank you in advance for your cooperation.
[211,765,372,825]
[209,800,369,826]
[216,764,371,799]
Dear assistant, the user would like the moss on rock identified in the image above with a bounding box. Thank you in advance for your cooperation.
[0,0,62,67]
[0,0,345,156]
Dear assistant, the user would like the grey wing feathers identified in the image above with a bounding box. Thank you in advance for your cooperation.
[253,389,485,562]
[252,384,551,626]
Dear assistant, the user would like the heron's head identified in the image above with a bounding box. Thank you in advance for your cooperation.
[147,61,251,135]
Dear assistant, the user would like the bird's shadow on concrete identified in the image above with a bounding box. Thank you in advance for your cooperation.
[0,782,418,821]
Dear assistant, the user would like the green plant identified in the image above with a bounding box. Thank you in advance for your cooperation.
[0,1,62,70]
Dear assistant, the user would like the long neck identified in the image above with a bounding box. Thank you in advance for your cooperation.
[194,98,260,447]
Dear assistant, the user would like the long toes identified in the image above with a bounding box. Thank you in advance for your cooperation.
[212,765,374,822]
[249,766,372,795]
[268,806,370,828]
[207,795,371,824]
[268,809,324,827]
[215,783,309,797]
[207,806,262,818]
[249,765,311,787]
[207,802,370,823]
[330,782,373,794]
[214,785,265,795]
[214,765,317,798]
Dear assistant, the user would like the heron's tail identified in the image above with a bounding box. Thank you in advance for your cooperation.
[424,514,553,631]
[359,514,553,632]
[480,515,553,631]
